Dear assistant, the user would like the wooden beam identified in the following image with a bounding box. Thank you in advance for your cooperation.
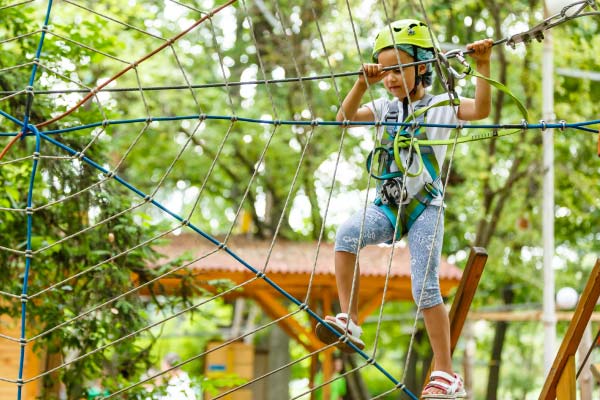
[358,291,388,325]
[250,290,322,353]
[556,355,576,400]
[424,247,487,383]
[469,310,600,322]
[539,258,600,400]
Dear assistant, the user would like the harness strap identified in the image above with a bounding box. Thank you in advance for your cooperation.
[372,94,445,240]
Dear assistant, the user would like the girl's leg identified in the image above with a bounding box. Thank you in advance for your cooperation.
[422,303,452,373]
[333,204,395,320]
[335,250,359,324]
[408,205,455,395]
[316,204,394,348]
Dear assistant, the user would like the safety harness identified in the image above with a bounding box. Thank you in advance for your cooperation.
[366,94,459,240]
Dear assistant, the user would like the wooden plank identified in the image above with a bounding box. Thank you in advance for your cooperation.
[423,247,487,383]
[556,355,576,400]
[447,247,488,350]
[539,258,600,400]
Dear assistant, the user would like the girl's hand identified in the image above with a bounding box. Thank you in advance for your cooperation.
[358,63,387,85]
[466,38,493,63]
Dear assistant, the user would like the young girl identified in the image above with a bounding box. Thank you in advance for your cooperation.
[315,19,493,399]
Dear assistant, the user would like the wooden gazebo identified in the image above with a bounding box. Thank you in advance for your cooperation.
[151,233,463,398]
[154,233,462,352]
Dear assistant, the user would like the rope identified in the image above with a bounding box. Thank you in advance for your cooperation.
[1,0,599,398]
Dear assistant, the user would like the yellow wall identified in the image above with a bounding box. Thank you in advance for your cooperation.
[205,341,254,400]
[0,317,42,400]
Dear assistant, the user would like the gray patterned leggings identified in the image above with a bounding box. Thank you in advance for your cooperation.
[334,203,444,309]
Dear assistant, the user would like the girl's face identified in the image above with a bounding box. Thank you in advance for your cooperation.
[378,48,424,100]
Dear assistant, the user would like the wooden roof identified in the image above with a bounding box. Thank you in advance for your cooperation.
[154,232,461,303]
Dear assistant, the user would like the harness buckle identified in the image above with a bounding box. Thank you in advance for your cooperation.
[380,178,408,206]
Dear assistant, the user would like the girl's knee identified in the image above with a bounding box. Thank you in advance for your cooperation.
[334,219,363,254]
[411,287,443,309]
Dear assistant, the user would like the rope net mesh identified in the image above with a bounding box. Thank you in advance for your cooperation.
[0,1,431,399]
[1,0,598,399]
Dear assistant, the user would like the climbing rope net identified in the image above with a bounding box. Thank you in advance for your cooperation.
[0,0,599,399]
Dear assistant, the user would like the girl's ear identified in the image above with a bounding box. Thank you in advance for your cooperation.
[417,64,427,75]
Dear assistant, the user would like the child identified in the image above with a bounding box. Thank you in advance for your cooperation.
[315,19,492,399]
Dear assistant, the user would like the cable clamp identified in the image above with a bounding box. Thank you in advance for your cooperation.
[143,195,152,203]
[539,120,547,131]
[521,119,528,129]
[20,294,28,303]
[25,207,33,215]
[32,152,40,160]
[298,303,308,311]
[310,119,319,127]
[145,117,153,124]
[180,219,190,227]
[559,120,567,131]
[273,119,282,126]
[25,249,33,258]
[104,171,115,179]
[230,115,238,122]
[256,271,265,279]
[199,113,207,121]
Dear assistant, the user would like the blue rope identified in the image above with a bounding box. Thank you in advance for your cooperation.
[20,0,53,131]
[39,132,419,400]
[15,2,54,398]
[0,110,25,128]
[17,125,41,398]
[1,115,598,137]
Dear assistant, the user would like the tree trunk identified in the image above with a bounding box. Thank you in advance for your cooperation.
[266,326,290,400]
[343,354,370,400]
[485,286,514,400]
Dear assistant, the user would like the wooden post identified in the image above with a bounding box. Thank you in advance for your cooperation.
[423,247,488,382]
[539,258,600,400]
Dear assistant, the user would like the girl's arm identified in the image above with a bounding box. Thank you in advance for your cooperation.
[457,38,493,121]
[336,64,386,125]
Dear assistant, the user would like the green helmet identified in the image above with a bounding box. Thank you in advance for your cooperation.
[372,19,434,62]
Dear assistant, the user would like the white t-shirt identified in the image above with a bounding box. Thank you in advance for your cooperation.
[364,93,463,206]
